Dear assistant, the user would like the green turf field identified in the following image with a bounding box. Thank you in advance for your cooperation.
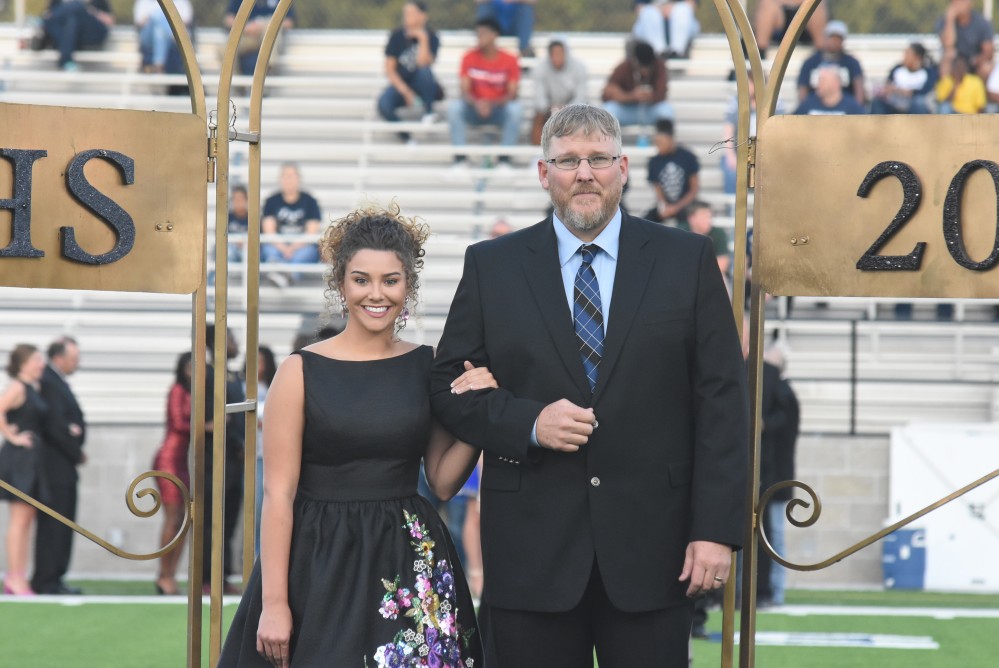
[1,586,996,667]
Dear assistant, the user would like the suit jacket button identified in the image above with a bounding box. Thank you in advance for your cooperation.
[590,476,601,487]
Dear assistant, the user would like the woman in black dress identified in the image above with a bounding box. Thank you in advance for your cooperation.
[220,205,490,667]
[0,344,49,596]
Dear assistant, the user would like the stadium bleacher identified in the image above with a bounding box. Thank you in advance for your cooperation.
[1,23,997,435]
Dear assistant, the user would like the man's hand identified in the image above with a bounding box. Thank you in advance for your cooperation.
[535,399,595,452]
[474,99,493,119]
[679,540,733,597]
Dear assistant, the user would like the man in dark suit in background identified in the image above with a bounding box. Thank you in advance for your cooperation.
[203,325,246,595]
[431,104,748,667]
[33,337,86,595]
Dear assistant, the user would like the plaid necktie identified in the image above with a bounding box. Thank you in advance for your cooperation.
[573,244,604,392]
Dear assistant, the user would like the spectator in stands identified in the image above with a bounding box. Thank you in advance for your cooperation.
[754,0,828,57]
[937,0,994,80]
[202,325,245,595]
[134,0,192,74]
[228,184,249,265]
[936,51,986,115]
[531,36,588,145]
[252,345,277,557]
[644,118,699,226]
[224,0,295,76]
[32,337,86,596]
[758,347,799,608]
[152,351,192,596]
[602,40,674,139]
[261,163,322,286]
[681,201,730,276]
[292,324,344,353]
[490,218,514,238]
[794,65,866,115]
[871,43,937,115]
[447,17,522,174]
[475,0,536,57]
[42,0,115,71]
[377,0,443,139]
[986,56,999,108]
[0,344,47,596]
[632,0,700,60]
[796,20,865,104]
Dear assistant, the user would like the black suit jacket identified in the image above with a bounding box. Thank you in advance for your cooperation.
[431,214,749,613]
[39,365,86,486]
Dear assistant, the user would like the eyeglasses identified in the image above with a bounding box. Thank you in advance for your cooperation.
[544,155,621,170]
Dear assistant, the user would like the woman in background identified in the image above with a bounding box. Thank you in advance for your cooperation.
[0,344,48,596]
[151,351,192,595]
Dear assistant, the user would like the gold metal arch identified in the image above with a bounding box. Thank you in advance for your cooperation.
[0,1,210,665]
[711,1,999,665]
[206,0,295,662]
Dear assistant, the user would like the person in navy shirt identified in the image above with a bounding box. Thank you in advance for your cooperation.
[224,0,296,75]
[795,66,866,115]
[797,20,866,105]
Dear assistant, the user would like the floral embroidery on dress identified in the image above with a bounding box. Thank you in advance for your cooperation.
[370,509,476,668]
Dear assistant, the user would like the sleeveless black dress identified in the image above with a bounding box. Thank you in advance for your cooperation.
[0,380,48,501]
[219,346,482,667]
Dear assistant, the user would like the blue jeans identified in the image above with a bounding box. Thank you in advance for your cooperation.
[871,95,931,115]
[261,243,319,282]
[633,2,700,56]
[721,154,737,195]
[378,68,440,121]
[603,100,675,127]
[476,1,534,51]
[767,501,787,604]
[139,13,173,67]
[44,1,109,67]
[448,99,523,148]
[261,243,319,264]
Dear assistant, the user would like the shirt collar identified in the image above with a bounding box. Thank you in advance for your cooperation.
[553,208,622,268]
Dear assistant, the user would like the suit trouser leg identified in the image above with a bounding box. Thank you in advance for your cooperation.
[481,560,692,668]
[32,482,77,591]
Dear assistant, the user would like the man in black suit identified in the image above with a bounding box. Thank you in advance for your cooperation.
[33,337,86,595]
[431,104,748,666]
[203,325,246,595]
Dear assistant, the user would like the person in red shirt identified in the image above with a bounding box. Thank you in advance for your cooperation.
[447,17,523,172]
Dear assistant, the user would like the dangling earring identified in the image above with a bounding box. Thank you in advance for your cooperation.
[396,297,411,334]
[339,295,348,319]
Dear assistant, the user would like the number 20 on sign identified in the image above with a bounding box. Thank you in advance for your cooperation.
[756,115,999,299]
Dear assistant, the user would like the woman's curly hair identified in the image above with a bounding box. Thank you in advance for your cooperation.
[319,202,430,319]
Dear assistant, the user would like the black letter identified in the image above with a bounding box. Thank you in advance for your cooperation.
[0,148,47,258]
[62,149,136,265]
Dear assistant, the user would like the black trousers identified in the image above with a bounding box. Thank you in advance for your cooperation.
[202,442,244,582]
[32,479,78,591]
[481,560,693,667]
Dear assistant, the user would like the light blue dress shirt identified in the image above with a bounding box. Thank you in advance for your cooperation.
[530,209,622,447]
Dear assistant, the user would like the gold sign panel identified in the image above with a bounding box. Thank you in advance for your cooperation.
[0,103,206,294]
[757,114,999,297]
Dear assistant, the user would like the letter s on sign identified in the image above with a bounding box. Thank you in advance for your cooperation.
[61,149,136,265]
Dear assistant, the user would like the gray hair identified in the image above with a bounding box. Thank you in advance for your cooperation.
[540,104,622,159]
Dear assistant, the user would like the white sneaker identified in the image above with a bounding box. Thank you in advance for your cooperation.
[445,160,470,182]
[421,112,437,125]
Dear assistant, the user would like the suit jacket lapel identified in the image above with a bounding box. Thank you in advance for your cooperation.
[592,215,654,403]
[522,219,592,400]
